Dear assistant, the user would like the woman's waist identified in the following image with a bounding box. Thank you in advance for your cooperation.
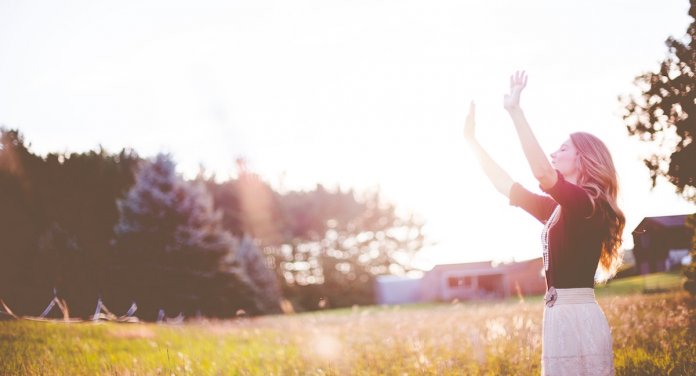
[546,270,596,290]
[544,287,596,307]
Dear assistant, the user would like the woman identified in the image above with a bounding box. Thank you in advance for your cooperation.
[464,71,624,375]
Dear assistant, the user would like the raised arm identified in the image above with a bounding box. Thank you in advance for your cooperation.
[503,71,557,190]
[463,101,514,197]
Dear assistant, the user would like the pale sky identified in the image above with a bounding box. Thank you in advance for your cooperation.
[1,0,694,270]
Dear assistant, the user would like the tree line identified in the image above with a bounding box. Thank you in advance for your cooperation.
[0,129,425,320]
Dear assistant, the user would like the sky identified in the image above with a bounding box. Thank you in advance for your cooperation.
[1,0,695,270]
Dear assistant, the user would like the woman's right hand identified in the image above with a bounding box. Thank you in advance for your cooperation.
[463,101,476,143]
[503,71,527,112]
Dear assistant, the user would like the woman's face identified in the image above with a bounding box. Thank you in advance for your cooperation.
[550,139,580,181]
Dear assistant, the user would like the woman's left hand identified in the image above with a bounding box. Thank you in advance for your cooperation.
[503,71,528,112]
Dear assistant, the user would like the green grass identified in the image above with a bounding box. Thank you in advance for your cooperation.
[0,320,305,375]
[596,271,685,296]
[0,274,694,375]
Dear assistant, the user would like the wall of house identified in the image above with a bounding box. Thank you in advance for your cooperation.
[380,259,547,305]
[506,260,546,297]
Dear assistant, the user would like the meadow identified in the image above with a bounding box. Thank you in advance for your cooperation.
[0,272,693,375]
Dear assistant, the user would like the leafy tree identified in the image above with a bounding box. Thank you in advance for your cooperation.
[621,1,696,201]
[271,186,425,310]
[0,129,41,313]
[684,214,696,295]
[0,129,138,316]
[204,166,427,311]
[621,0,696,293]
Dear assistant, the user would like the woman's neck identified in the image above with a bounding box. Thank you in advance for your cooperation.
[566,172,579,185]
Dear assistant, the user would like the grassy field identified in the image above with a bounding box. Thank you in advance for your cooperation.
[595,271,686,296]
[1,273,694,375]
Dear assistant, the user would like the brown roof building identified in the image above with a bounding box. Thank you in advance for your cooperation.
[632,214,693,274]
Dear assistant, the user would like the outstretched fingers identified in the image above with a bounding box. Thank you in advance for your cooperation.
[465,100,476,127]
[464,100,476,141]
[512,70,528,88]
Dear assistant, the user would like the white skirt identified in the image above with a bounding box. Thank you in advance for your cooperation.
[541,288,614,376]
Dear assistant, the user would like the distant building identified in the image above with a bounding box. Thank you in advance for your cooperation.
[420,257,546,302]
[375,257,546,305]
[632,214,693,274]
[374,275,424,305]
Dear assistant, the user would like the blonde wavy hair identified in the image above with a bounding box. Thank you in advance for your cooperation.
[569,132,626,281]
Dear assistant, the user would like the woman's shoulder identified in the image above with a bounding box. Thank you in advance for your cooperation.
[540,171,594,217]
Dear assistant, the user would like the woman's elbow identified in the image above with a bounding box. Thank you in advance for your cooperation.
[534,168,557,187]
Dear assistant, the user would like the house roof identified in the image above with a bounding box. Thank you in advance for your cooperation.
[430,261,493,272]
[499,257,543,270]
[428,257,542,273]
[376,274,422,283]
[633,214,691,233]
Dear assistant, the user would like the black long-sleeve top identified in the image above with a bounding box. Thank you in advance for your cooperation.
[509,170,607,289]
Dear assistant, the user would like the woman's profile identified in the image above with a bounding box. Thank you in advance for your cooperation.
[464,71,625,375]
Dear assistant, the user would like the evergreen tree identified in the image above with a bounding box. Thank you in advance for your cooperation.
[236,235,282,314]
[112,153,255,319]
